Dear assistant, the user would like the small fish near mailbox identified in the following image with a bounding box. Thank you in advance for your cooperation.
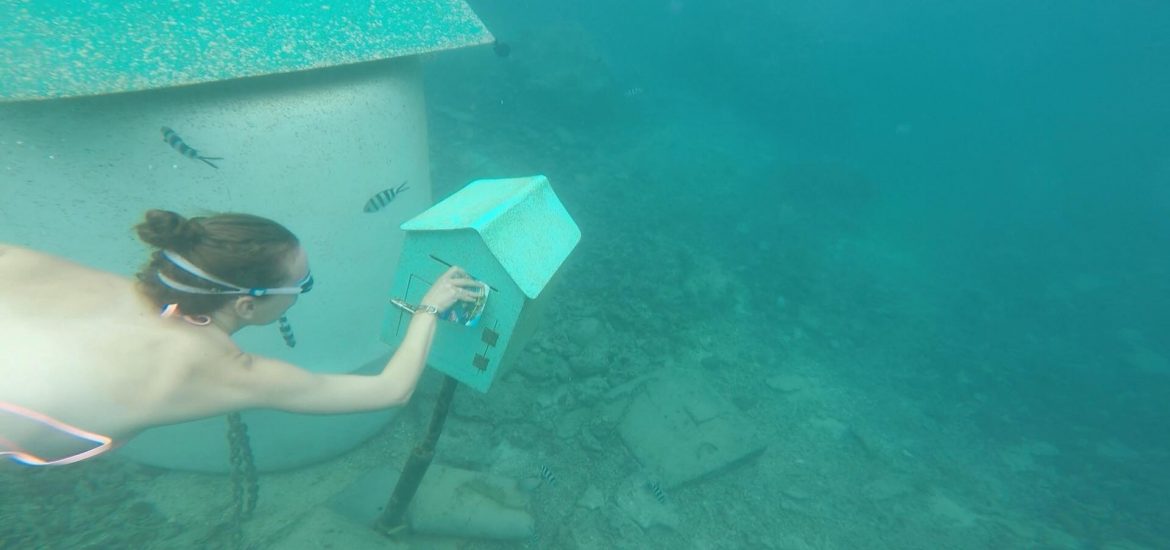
[381,175,580,393]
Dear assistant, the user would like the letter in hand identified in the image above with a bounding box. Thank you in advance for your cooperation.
[419,266,486,315]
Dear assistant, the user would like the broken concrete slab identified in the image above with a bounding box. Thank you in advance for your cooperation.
[618,373,766,489]
[328,464,534,541]
[765,373,813,393]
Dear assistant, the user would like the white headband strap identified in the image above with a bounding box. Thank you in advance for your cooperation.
[159,250,253,295]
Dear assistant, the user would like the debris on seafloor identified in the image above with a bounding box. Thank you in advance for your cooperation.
[618,372,766,490]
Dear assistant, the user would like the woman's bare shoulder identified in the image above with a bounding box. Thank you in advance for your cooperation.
[0,244,76,272]
[0,245,139,320]
[148,337,269,422]
[0,244,119,283]
[0,245,59,285]
[0,243,36,261]
[0,243,55,256]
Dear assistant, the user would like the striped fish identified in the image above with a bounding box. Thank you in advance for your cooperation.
[538,464,557,487]
[363,181,410,213]
[646,480,666,504]
[160,126,222,169]
[278,316,296,348]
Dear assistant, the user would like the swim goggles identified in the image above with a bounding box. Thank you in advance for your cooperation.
[158,249,314,297]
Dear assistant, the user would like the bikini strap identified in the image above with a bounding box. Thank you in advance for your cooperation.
[159,303,212,326]
[0,401,115,466]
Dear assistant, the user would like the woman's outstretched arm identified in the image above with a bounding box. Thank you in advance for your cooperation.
[199,266,484,415]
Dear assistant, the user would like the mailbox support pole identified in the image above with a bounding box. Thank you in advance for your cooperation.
[373,375,459,536]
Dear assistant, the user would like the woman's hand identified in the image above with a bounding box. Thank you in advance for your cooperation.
[419,266,484,313]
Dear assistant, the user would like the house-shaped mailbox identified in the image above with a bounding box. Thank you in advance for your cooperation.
[381,175,580,393]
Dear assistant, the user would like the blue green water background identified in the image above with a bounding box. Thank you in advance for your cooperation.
[3,0,1167,548]
[424,0,1169,546]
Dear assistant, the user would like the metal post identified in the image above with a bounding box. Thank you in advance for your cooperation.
[373,375,459,536]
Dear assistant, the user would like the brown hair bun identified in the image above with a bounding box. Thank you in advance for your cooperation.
[135,209,207,251]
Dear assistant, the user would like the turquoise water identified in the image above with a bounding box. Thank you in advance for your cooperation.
[426,1,1170,547]
[3,0,1168,548]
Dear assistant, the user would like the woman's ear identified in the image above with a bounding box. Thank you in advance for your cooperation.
[232,296,257,319]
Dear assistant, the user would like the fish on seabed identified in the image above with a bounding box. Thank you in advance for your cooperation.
[646,480,666,504]
[539,464,557,487]
[363,181,410,213]
[160,126,222,169]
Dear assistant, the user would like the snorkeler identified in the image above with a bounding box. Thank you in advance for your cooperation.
[0,209,484,466]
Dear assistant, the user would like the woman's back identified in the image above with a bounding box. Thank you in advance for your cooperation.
[0,244,223,460]
[0,244,134,317]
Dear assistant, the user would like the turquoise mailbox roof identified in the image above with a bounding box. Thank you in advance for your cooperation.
[402,175,581,299]
[0,0,492,101]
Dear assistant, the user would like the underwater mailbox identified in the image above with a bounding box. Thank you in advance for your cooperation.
[381,175,580,393]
